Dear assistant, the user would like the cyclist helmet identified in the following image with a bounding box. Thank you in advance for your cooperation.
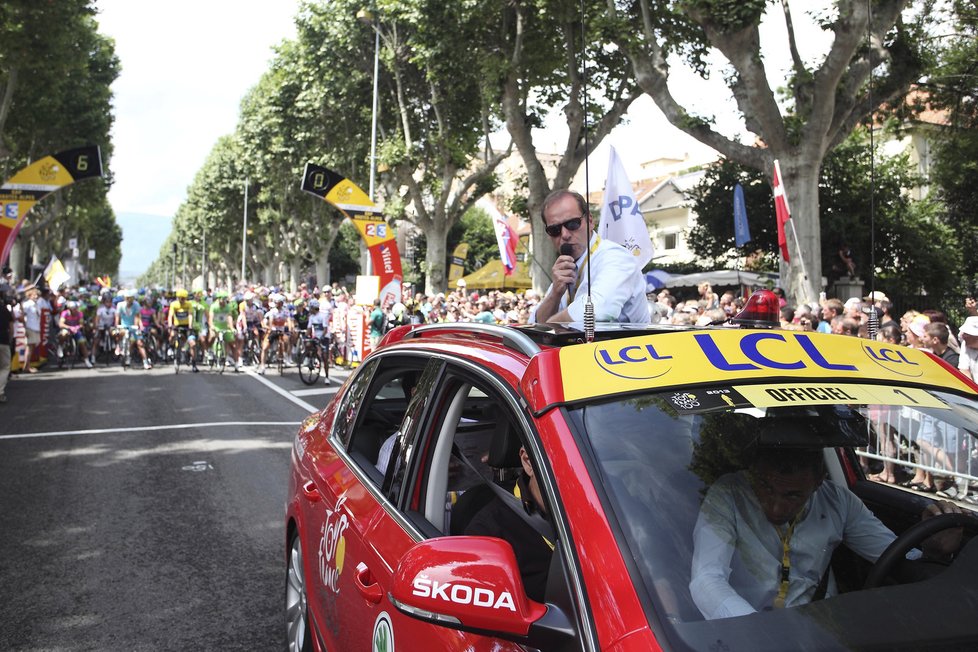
[176,289,189,299]
[295,298,305,307]
[309,299,320,309]
[215,291,228,300]
[66,300,78,309]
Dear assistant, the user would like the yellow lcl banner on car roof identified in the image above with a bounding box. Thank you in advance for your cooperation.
[556,330,976,403]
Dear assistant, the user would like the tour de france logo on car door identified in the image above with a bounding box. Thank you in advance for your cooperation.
[318,493,350,593]
[372,612,394,652]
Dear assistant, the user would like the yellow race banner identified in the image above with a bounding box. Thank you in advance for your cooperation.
[301,162,402,308]
[551,329,977,407]
[448,242,469,283]
[0,146,103,267]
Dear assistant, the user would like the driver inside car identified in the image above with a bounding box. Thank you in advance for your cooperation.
[690,444,964,620]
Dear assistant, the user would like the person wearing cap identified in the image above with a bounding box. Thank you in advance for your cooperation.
[117,290,152,369]
[168,288,199,372]
[258,294,292,374]
[905,313,931,349]
[957,316,978,381]
[19,286,41,373]
[209,292,238,371]
[690,445,964,620]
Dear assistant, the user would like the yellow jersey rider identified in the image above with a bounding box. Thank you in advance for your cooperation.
[168,289,199,372]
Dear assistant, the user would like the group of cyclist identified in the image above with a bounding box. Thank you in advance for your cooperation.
[51,285,336,381]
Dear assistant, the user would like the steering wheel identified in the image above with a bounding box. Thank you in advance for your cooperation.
[864,512,978,589]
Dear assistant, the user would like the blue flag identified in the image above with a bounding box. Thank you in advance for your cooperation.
[733,183,751,247]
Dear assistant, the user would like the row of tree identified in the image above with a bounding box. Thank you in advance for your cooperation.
[145,0,972,304]
[0,0,122,281]
[6,1,971,305]
[688,0,978,305]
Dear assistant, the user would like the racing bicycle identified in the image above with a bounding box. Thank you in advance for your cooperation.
[296,334,326,385]
[171,327,192,374]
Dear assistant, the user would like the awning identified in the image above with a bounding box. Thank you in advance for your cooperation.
[459,259,532,290]
[664,270,778,289]
[645,269,674,292]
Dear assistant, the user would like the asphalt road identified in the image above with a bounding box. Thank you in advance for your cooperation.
[0,360,350,651]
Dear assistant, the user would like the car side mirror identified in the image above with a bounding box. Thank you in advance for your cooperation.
[390,536,573,645]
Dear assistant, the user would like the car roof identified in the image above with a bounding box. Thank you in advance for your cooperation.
[381,322,978,416]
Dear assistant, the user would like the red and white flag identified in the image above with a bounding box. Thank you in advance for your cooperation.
[494,215,518,276]
[773,160,791,262]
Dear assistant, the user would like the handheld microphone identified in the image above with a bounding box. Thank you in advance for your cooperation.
[559,244,594,341]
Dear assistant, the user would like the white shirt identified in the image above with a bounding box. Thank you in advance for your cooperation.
[532,234,650,324]
[96,305,116,329]
[690,471,901,620]
[21,298,40,331]
[308,311,329,337]
[958,345,978,379]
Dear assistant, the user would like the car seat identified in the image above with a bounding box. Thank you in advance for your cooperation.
[450,415,522,535]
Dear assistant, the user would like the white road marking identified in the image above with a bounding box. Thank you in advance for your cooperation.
[0,421,302,441]
[291,387,335,397]
[241,368,320,413]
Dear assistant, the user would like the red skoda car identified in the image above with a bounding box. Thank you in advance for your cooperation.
[286,296,978,651]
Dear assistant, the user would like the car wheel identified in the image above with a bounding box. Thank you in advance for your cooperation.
[286,533,312,652]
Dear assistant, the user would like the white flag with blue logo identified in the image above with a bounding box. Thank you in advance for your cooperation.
[599,146,653,269]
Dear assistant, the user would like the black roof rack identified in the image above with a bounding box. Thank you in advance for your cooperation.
[400,322,542,358]
[512,322,704,347]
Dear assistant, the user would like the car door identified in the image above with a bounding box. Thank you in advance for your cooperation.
[302,356,439,649]
[363,364,585,651]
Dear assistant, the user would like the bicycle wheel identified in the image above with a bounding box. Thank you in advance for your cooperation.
[64,337,77,369]
[277,339,285,375]
[102,331,113,367]
[298,345,321,386]
[144,333,158,365]
[173,336,182,374]
[247,336,261,366]
[122,332,131,369]
[215,337,226,374]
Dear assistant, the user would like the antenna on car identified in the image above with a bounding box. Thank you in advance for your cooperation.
[866,0,879,341]
[579,0,595,343]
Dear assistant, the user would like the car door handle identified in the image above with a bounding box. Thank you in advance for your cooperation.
[301,480,320,502]
[354,562,383,604]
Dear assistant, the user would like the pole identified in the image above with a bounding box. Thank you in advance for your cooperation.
[364,22,380,277]
[787,220,811,301]
[369,27,379,202]
[201,230,207,291]
[241,179,249,284]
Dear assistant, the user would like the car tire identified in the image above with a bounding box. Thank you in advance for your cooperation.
[286,533,312,652]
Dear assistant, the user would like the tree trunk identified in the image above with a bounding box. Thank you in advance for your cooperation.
[316,258,329,288]
[780,160,822,306]
[9,239,26,283]
[289,261,300,292]
[424,220,450,296]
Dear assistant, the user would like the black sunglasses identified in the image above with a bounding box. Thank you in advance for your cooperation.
[545,216,584,238]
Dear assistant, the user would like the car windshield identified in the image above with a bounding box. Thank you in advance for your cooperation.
[566,383,978,651]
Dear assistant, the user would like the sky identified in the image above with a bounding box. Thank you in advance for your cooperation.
[95,0,302,218]
[95,0,832,279]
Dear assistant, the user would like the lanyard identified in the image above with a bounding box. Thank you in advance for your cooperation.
[773,514,800,609]
[566,236,601,304]
[514,481,555,551]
